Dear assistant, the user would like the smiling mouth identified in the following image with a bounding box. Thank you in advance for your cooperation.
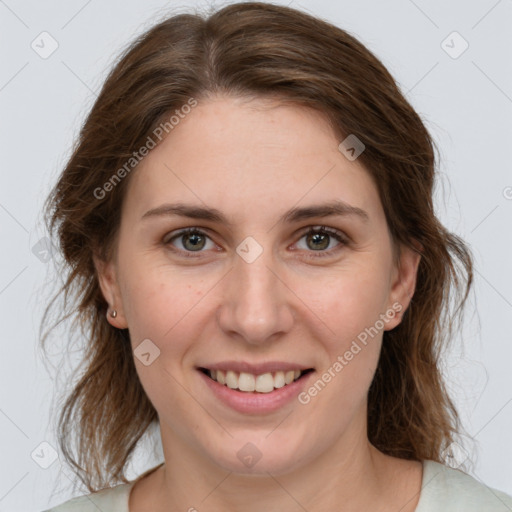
[199,367,314,393]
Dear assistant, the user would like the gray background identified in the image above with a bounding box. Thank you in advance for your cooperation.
[0,0,511,510]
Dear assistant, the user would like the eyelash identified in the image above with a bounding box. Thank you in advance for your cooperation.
[163,226,348,259]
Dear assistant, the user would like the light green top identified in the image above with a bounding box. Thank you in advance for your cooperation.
[43,460,512,511]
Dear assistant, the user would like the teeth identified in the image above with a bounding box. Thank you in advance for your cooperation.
[255,373,274,393]
[207,368,306,393]
[215,369,225,385]
[274,371,285,388]
[238,372,255,392]
[226,370,238,389]
[286,370,295,384]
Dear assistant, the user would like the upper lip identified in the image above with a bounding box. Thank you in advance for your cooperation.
[198,361,314,375]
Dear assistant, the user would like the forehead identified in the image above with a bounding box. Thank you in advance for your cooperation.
[122,96,383,226]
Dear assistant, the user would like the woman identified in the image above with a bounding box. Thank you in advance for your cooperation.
[41,2,512,511]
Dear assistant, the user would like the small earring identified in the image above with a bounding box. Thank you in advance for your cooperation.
[110,309,117,318]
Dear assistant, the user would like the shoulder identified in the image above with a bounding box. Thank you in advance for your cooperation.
[42,463,163,512]
[41,482,134,512]
[416,459,512,511]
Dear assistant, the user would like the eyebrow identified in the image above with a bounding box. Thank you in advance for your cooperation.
[140,199,369,226]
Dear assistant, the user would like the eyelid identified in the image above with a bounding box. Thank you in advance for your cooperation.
[296,225,348,242]
[162,226,215,245]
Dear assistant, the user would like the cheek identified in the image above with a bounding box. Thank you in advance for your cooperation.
[300,262,391,341]
[121,277,171,339]
[294,260,390,396]
[297,276,385,423]
[119,269,208,414]
[119,260,215,362]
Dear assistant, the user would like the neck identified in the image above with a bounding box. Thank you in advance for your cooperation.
[151,419,395,511]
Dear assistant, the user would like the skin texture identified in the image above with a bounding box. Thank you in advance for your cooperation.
[94,96,423,512]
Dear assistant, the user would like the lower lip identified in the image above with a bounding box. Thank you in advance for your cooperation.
[198,369,314,414]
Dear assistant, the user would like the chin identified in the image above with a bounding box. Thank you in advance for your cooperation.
[203,433,311,476]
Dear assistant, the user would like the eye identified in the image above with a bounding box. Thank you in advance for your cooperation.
[163,228,216,256]
[163,225,348,259]
[294,226,347,257]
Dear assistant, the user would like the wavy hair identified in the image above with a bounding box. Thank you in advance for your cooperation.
[41,1,474,492]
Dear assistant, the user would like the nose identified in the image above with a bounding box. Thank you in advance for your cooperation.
[216,241,294,345]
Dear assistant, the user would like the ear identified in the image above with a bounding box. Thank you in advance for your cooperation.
[93,254,128,329]
[384,241,422,331]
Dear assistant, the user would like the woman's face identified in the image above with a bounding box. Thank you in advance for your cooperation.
[95,95,420,476]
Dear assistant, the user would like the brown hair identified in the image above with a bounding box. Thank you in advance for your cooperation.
[41,1,474,492]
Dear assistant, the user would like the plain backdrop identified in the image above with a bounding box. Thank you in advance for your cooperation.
[0,0,511,510]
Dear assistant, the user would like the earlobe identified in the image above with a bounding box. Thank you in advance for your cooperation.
[92,254,128,329]
[385,242,422,331]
